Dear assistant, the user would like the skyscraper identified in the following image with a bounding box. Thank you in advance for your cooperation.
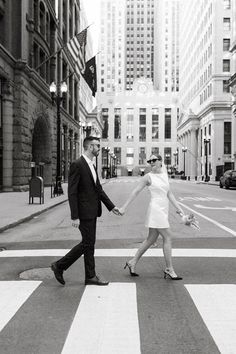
[155,0,180,92]
[177,0,233,180]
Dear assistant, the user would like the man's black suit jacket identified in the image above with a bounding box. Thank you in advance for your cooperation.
[68,156,115,220]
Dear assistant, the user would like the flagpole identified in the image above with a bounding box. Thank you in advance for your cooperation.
[35,24,92,72]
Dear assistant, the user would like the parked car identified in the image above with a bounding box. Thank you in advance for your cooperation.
[219,170,236,189]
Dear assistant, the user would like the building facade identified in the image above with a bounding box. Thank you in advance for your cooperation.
[154,0,180,93]
[229,0,236,169]
[100,78,179,176]
[0,0,95,191]
[177,0,233,180]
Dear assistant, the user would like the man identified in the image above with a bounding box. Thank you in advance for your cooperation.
[51,136,120,286]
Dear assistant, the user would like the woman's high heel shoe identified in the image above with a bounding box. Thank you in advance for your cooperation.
[124,262,139,277]
[164,270,182,280]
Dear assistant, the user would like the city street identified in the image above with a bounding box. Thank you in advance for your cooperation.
[0,178,236,353]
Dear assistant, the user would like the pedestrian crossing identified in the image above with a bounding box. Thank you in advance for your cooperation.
[1,248,236,257]
[0,280,236,353]
[1,250,236,353]
[61,283,140,354]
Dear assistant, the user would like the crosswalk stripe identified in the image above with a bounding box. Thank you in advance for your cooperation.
[1,248,236,258]
[61,283,141,354]
[0,281,41,332]
[185,285,236,354]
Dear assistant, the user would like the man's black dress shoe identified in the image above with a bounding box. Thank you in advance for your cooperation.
[51,262,65,285]
[85,275,109,286]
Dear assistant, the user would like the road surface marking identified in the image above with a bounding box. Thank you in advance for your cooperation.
[179,197,221,202]
[194,204,236,211]
[61,283,141,354]
[179,202,236,237]
[0,281,41,332]
[185,284,236,354]
[2,249,236,257]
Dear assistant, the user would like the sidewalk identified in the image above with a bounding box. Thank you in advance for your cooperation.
[0,184,69,233]
[0,179,108,233]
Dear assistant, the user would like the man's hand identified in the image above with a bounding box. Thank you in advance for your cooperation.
[72,219,80,228]
[112,207,122,216]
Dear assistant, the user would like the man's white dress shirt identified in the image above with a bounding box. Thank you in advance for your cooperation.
[83,154,97,183]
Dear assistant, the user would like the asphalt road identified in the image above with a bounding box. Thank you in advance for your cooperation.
[0,177,236,354]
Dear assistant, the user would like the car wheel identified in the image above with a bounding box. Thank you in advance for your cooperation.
[225,183,230,189]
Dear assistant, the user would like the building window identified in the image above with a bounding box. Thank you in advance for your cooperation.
[126,108,134,141]
[223,38,230,51]
[139,147,146,165]
[224,122,231,154]
[152,147,159,156]
[114,147,121,165]
[126,147,134,165]
[223,80,230,92]
[114,108,121,139]
[139,108,146,141]
[223,0,231,9]
[102,108,109,139]
[164,108,171,139]
[223,18,230,31]
[223,59,230,72]
[164,147,172,169]
[152,108,159,140]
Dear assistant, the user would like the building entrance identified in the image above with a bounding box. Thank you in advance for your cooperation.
[32,116,52,185]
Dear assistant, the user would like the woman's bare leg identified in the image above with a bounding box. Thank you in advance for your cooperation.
[158,228,179,277]
[128,228,159,270]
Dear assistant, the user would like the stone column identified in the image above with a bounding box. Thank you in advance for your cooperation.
[63,125,68,181]
[190,128,198,178]
[2,81,14,191]
[69,129,73,164]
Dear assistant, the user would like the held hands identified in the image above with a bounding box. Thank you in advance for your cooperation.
[111,206,126,216]
[112,207,122,216]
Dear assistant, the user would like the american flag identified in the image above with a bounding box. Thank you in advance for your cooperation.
[76,28,87,48]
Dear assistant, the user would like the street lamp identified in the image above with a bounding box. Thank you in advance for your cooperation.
[182,147,187,179]
[104,146,110,178]
[50,81,68,195]
[82,122,92,137]
[204,138,210,182]
[173,150,179,172]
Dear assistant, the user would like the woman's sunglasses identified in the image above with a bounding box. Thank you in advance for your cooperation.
[148,158,162,164]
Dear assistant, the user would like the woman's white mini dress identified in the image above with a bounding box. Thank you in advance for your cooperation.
[145,172,170,228]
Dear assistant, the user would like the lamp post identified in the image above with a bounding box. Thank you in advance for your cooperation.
[82,122,92,137]
[173,150,178,172]
[104,146,110,178]
[204,138,210,182]
[182,147,187,179]
[49,81,68,195]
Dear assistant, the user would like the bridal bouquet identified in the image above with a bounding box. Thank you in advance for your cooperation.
[177,211,200,230]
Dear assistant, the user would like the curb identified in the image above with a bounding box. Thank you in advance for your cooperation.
[0,198,68,233]
[0,180,109,234]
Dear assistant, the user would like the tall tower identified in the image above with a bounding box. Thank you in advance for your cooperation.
[97,0,126,96]
[154,0,180,92]
[125,0,155,90]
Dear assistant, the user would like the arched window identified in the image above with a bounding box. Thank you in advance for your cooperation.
[34,0,39,29]
[39,2,46,37]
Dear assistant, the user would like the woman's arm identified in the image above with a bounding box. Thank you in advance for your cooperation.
[167,190,184,215]
[119,175,149,214]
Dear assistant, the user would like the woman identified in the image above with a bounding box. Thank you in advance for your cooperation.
[119,154,185,280]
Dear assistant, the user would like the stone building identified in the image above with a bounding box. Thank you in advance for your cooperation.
[177,0,233,181]
[0,0,97,192]
[229,0,236,169]
[100,78,179,177]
